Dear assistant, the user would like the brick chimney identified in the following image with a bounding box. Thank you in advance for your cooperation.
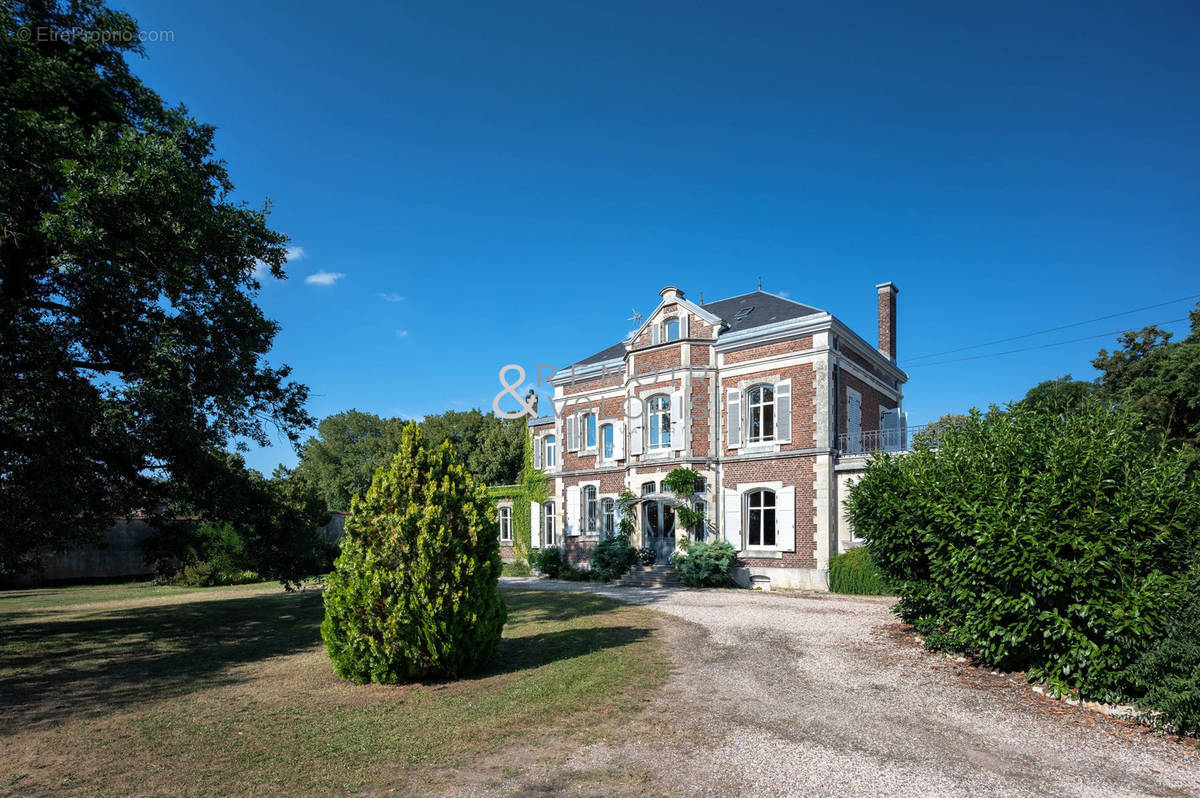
[876,282,898,361]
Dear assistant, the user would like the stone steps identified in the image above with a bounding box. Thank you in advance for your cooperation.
[614,565,681,589]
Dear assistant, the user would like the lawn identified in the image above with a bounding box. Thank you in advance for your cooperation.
[0,581,668,796]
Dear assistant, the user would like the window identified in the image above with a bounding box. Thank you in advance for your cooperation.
[692,499,707,540]
[641,481,656,496]
[584,413,597,450]
[648,394,671,450]
[662,318,680,342]
[544,435,557,468]
[747,384,775,444]
[746,490,776,547]
[601,498,616,538]
[584,486,598,534]
[498,506,512,543]
[601,423,614,460]
[543,501,556,546]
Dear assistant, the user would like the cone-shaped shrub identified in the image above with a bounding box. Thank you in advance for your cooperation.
[321,423,506,682]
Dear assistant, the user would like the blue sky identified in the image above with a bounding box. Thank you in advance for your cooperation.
[120,0,1199,474]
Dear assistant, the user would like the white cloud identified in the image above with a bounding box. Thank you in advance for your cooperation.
[379,293,405,302]
[778,290,790,298]
[252,246,305,283]
[395,329,409,338]
[285,246,306,262]
[252,260,271,281]
[305,271,345,286]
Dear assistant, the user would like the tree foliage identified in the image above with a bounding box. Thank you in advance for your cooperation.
[1020,375,1097,415]
[321,424,506,683]
[293,410,406,511]
[0,0,311,575]
[419,409,525,487]
[1093,302,1200,447]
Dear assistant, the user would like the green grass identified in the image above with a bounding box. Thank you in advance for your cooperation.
[0,578,284,612]
[0,581,667,796]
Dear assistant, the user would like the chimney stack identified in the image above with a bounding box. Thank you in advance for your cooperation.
[876,282,898,361]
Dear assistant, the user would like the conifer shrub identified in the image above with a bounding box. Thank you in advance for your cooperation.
[848,402,1200,703]
[530,546,563,578]
[672,540,737,587]
[320,424,506,683]
[828,546,893,595]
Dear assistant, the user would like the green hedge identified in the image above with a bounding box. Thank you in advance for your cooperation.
[847,402,1200,707]
[828,546,893,595]
[671,540,737,587]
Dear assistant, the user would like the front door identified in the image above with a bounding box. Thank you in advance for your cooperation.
[642,499,676,564]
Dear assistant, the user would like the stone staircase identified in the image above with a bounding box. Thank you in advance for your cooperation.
[614,564,682,589]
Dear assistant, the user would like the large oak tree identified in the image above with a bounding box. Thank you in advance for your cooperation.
[1,0,312,575]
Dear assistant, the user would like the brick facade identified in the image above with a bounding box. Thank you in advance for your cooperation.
[532,284,906,589]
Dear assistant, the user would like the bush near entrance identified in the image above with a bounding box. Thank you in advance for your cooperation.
[672,540,737,587]
[828,546,893,596]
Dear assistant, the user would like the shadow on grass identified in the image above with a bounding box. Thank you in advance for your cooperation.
[0,591,325,734]
[483,624,653,678]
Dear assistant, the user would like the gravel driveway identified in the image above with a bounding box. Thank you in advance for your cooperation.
[499,578,1199,798]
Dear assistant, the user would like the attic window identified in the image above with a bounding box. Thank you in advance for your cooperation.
[734,307,754,321]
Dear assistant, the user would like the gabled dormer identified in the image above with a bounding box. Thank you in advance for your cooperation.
[629,286,722,351]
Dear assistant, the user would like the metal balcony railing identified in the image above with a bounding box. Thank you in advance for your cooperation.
[837,423,937,456]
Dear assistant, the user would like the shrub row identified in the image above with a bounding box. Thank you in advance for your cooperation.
[847,401,1200,726]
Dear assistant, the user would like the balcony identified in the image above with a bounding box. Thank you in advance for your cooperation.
[836,423,937,456]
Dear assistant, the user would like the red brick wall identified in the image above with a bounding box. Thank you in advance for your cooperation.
[721,456,817,569]
[720,363,817,456]
[722,336,813,365]
[690,377,711,458]
[839,371,897,437]
[558,471,627,565]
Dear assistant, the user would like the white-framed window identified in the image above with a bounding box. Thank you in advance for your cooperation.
[747,384,775,444]
[583,413,597,450]
[691,498,707,539]
[583,485,598,534]
[745,489,776,547]
[601,497,616,538]
[662,318,680,342]
[543,501,556,546]
[601,423,614,460]
[498,505,512,543]
[544,435,557,468]
[648,394,671,450]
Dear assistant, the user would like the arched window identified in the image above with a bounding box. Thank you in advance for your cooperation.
[544,435,557,468]
[747,384,775,444]
[543,501,556,546]
[583,486,598,534]
[662,318,680,342]
[745,489,776,547]
[648,394,671,450]
[498,505,512,542]
[601,423,614,460]
[601,498,616,538]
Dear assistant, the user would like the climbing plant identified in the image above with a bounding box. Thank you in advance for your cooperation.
[485,428,549,565]
[663,467,706,546]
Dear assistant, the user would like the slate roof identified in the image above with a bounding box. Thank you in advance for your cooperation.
[562,290,825,369]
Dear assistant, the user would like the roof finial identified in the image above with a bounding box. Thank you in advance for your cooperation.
[699,290,704,304]
[757,276,762,291]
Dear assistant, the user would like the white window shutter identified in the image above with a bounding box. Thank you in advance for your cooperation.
[881,408,900,451]
[629,404,644,455]
[680,313,689,338]
[614,421,626,460]
[726,388,741,448]
[533,436,542,469]
[670,391,685,451]
[530,501,541,549]
[775,379,792,444]
[651,323,660,345]
[565,486,581,536]
[722,489,742,550]
[567,414,579,452]
[848,392,861,452]
[775,486,795,551]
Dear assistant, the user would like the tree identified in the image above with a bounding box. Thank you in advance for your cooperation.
[419,409,523,485]
[294,410,406,511]
[1019,375,1097,415]
[1093,303,1200,447]
[0,1,310,575]
[321,423,506,682]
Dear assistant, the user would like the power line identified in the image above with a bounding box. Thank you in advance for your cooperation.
[904,316,1191,368]
[902,292,1200,364]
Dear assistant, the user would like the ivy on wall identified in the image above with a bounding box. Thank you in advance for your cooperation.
[486,427,549,564]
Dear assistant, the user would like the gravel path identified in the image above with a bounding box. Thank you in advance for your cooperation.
[500,578,1199,798]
